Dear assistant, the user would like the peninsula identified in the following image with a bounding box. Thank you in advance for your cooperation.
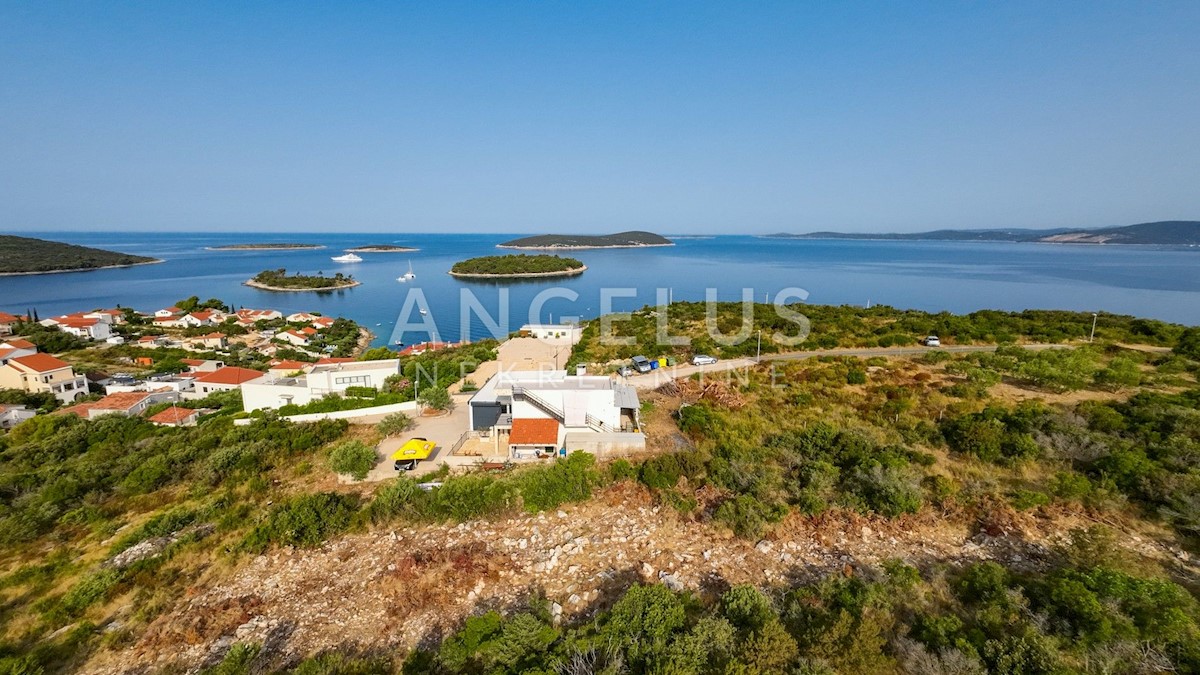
[497,230,673,250]
[0,234,162,275]
[344,244,419,253]
[245,268,360,291]
[764,220,1200,246]
[449,254,586,278]
[207,243,325,251]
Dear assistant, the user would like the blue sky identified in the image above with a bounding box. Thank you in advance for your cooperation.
[1,2,1197,234]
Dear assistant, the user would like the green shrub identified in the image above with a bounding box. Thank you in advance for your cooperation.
[846,369,867,385]
[417,386,453,412]
[242,493,359,552]
[517,452,599,512]
[715,494,787,538]
[328,440,378,481]
[377,412,414,437]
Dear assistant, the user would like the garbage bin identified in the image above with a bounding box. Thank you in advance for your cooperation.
[650,359,660,370]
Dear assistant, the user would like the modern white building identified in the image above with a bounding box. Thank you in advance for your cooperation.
[519,323,583,344]
[0,404,36,429]
[240,359,402,412]
[467,369,645,459]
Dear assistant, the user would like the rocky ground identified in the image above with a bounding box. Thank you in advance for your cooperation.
[83,482,1196,674]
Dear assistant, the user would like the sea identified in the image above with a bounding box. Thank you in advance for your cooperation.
[1,232,1198,347]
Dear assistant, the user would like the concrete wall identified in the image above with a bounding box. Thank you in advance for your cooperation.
[233,400,418,425]
[562,432,646,459]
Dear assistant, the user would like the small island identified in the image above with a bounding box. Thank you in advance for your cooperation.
[207,243,325,251]
[0,235,163,276]
[450,254,586,278]
[497,230,673,250]
[245,268,360,291]
[344,244,419,253]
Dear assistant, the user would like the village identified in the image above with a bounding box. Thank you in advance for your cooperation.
[0,304,653,474]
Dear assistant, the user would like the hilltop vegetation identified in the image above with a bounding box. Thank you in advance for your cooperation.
[449,254,585,277]
[0,235,160,274]
[498,230,672,249]
[767,220,1200,246]
[2,304,1199,673]
[248,268,358,290]
[568,301,1185,366]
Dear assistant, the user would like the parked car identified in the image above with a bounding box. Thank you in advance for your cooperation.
[691,354,718,366]
[617,365,633,377]
[392,437,435,471]
[631,355,652,373]
[922,335,941,347]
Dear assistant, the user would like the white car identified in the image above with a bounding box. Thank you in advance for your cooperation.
[691,355,718,366]
[923,336,941,347]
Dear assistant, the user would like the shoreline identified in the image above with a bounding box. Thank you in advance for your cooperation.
[496,243,674,251]
[448,265,587,279]
[207,245,326,251]
[243,279,361,292]
[344,247,420,253]
[0,258,164,277]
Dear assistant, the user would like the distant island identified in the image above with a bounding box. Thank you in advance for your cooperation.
[344,244,419,253]
[207,243,325,251]
[245,268,360,291]
[0,234,162,275]
[450,254,587,278]
[763,220,1200,246]
[498,230,673,250]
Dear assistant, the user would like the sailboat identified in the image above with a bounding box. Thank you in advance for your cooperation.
[331,253,363,263]
[397,261,416,282]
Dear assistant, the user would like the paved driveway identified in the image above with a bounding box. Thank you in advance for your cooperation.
[363,394,472,481]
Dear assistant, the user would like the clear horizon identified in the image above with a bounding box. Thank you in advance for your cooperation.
[2,3,1199,234]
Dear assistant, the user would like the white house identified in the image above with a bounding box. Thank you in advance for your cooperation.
[188,367,268,398]
[0,312,23,336]
[105,374,196,396]
[42,315,112,341]
[0,404,36,429]
[240,359,402,412]
[179,310,224,328]
[519,323,583,345]
[467,369,645,459]
[278,327,317,347]
[0,339,38,366]
[155,307,183,318]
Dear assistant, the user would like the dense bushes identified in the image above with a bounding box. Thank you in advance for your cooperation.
[251,268,355,289]
[399,542,1200,674]
[242,492,360,551]
[450,254,584,276]
[328,440,378,480]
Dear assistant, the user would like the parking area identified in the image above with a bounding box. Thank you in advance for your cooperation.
[362,393,476,481]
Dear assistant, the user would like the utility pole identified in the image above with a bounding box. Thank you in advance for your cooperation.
[1090,312,1098,342]
[756,329,762,363]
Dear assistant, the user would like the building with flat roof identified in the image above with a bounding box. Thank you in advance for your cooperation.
[467,369,644,459]
[240,359,402,412]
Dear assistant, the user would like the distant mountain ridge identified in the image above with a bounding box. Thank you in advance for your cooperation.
[765,221,1200,246]
[498,231,673,249]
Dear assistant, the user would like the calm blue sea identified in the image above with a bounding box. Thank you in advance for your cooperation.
[1,232,1197,347]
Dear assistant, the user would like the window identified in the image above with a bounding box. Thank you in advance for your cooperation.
[334,375,369,386]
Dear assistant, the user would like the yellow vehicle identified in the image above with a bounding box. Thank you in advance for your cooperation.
[391,437,436,471]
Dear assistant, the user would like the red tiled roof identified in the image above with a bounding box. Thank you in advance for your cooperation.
[193,366,265,385]
[509,418,560,446]
[269,360,310,371]
[2,339,35,349]
[7,353,71,373]
[0,312,21,323]
[55,402,100,418]
[181,358,205,366]
[315,357,354,365]
[92,392,151,412]
[148,407,197,425]
[54,317,99,328]
[197,332,225,339]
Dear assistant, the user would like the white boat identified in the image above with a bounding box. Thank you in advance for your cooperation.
[397,260,416,282]
[419,308,428,315]
[331,253,363,263]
